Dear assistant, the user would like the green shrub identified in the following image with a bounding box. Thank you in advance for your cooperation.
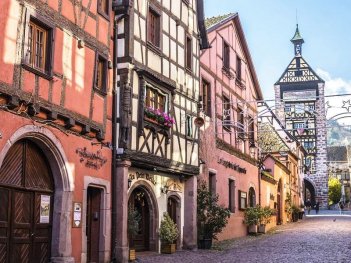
[159,213,179,244]
[328,177,342,204]
[197,181,230,240]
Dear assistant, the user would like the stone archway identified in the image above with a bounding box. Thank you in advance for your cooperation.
[304,178,316,205]
[128,181,159,252]
[0,125,74,263]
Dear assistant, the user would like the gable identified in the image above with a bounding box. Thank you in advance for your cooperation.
[276,56,324,84]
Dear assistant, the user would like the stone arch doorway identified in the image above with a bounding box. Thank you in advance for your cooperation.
[167,194,181,248]
[248,187,256,207]
[304,178,316,205]
[0,139,54,262]
[276,179,283,225]
[0,126,74,263]
[128,184,158,252]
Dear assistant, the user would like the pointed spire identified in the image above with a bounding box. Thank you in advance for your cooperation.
[291,24,304,56]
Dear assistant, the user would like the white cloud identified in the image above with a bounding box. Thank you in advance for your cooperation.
[316,69,351,125]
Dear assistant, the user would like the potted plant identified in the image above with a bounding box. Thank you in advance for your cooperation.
[257,206,275,233]
[197,181,230,249]
[244,206,260,234]
[128,208,141,261]
[159,213,179,254]
[291,204,300,222]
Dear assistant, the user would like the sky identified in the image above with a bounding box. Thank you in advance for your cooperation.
[203,0,351,107]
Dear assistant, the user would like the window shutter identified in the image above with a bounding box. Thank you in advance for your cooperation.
[206,82,211,117]
[22,9,31,65]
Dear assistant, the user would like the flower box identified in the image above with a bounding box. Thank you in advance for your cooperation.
[144,107,175,128]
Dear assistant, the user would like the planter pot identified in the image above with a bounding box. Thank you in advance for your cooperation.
[292,212,299,222]
[129,249,136,261]
[258,224,266,234]
[197,238,212,249]
[248,224,258,234]
[161,243,176,254]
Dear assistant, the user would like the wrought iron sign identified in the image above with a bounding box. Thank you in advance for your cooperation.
[129,172,157,185]
[218,157,247,174]
[76,147,107,170]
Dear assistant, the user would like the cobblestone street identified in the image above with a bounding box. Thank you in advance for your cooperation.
[138,215,351,263]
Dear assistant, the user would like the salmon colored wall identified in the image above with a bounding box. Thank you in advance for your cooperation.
[199,16,261,241]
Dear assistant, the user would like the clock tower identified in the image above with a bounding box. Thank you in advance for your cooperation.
[274,25,328,207]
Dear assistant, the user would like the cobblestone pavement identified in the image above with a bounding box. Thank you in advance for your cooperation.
[137,216,351,263]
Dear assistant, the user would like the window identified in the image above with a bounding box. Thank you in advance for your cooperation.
[223,41,230,70]
[94,54,108,93]
[248,116,254,144]
[148,8,161,48]
[294,104,304,113]
[186,115,193,137]
[284,105,291,112]
[23,18,54,78]
[223,96,231,131]
[201,79,211,117]
[237,107,244,138]
[293,122,306,129]
[239,190,247,210]
[98,0,109,19]
[229,179,235,213]
[186,36,192,70]
[248,187,256,207]
[209,172,216,195]
[236,55,241,81]
[304,141,314,149]
[145,86,167,112]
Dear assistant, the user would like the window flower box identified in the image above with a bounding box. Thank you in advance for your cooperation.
[144,107,175,128]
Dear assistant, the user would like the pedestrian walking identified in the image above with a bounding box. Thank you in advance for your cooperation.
[305,199,312,215]
[315,201,320,214]
[339,200,344,215]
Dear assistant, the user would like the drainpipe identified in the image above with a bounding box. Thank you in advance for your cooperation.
[111,13,119,262]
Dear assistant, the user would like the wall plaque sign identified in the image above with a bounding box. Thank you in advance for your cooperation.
[40,195,50,223]
[218,157,247,174]
[129,172,157,185]
[76,147,107,170]
[73,202,82,228]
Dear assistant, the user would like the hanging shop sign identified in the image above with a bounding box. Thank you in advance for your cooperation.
[218,157,247,174]
[129,172,157,185]
[76,147,107,170]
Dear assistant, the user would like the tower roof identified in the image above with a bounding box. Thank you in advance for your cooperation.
[291,24,304,43]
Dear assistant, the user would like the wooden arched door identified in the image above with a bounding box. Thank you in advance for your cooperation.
[167,196,180,248]
[0,139,54,263]
[128,187,150,251]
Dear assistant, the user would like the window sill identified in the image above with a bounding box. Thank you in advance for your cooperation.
[93,86,107,96]
[97,8,110,21]
[222,67,234,79]
[147,42,162,56]
[22,63,53,80]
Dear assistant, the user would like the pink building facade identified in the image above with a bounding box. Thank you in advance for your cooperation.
[199,13,263,240]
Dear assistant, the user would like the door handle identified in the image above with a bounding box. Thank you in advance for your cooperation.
[30,233,35,237]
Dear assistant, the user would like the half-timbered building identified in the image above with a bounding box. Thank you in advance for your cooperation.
[274,25,328,207]
[113,0,209,261]
[199,13,263,240]
[0,0,114,262]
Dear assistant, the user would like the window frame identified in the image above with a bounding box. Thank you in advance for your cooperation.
[93,52,109,95]
[237,107,245,138]
[97,0,110,21]
[223,40,230,70]
[22,14,55,80]
[229,179,235,213]
[147,5,161,50]
[185,35,192,71]
[236,55,242,81]
[239,190,247,210]
[209,172,216,195]
[145,85,168,113]
[186,115,193,138]
[223,95,231,131]
[201,78,211,117]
